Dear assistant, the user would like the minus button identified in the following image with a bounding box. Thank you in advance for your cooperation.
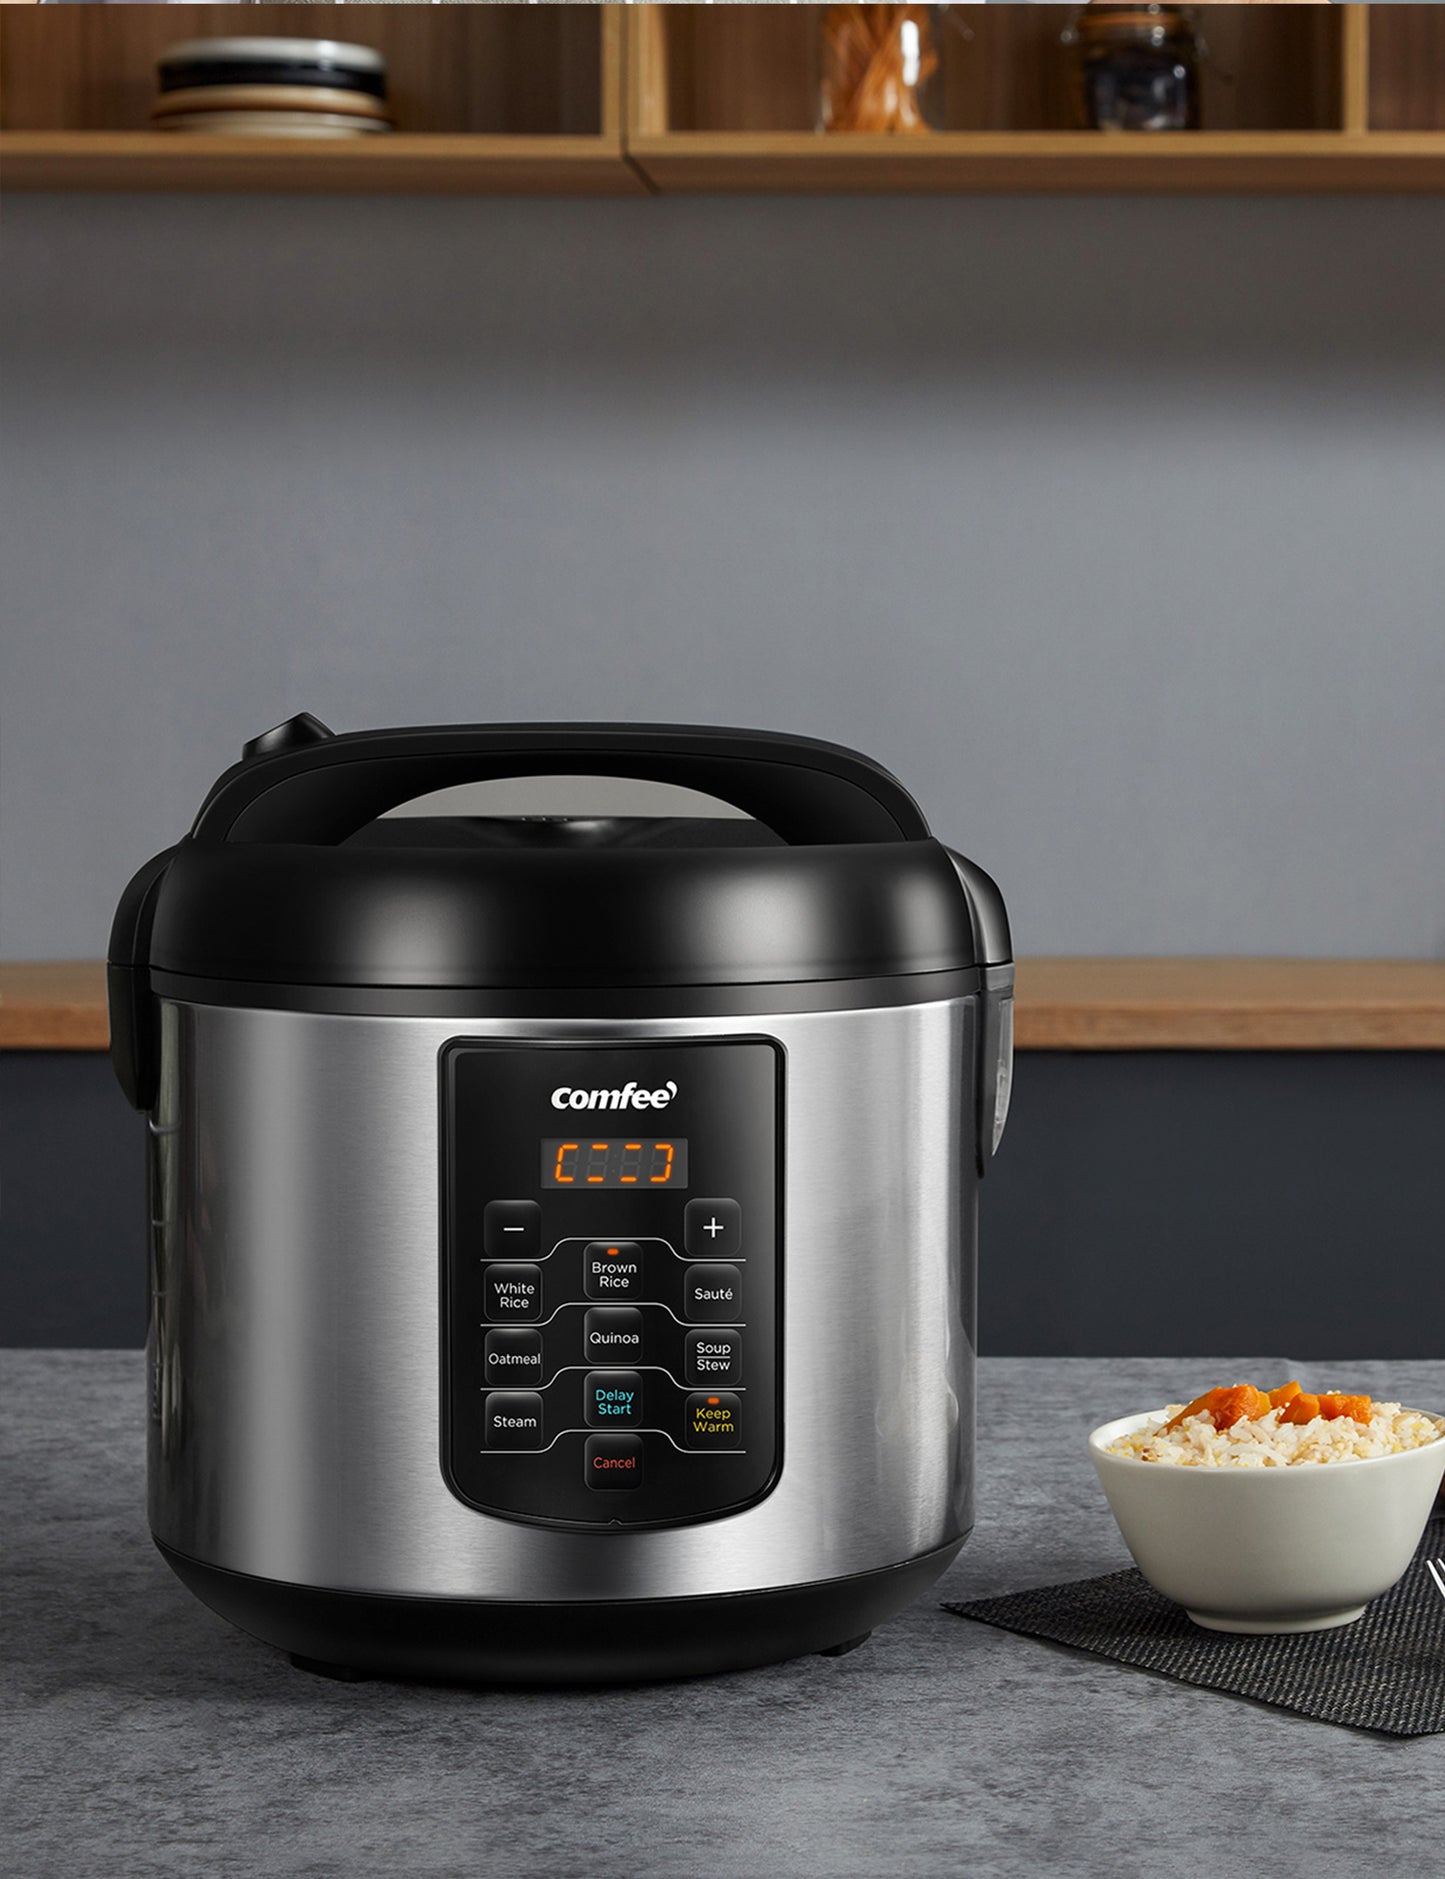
[483,1200,541,1258]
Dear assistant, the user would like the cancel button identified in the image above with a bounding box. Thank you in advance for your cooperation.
[684,1328,742,1387]
[585,1433,644,1490]
[684,1392,741,1449]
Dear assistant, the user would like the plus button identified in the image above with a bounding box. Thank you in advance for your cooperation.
[685,1198,741,1259]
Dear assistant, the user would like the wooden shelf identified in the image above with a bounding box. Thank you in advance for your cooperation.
[0,3,641,197]
[622,2,1444,195]
[1,962,110,1051]
[2,6,1444,196]
[624,131,1445,197]
[7,959,1445,1054]
[0,132,645,198]
[1013,959,1445,1051]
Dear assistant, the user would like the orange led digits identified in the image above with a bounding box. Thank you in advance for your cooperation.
[541,1138,687,1187]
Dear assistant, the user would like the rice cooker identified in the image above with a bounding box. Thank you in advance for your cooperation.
[108,717,1013,1683]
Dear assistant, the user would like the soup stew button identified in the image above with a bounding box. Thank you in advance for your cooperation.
[684,1328,742,1386]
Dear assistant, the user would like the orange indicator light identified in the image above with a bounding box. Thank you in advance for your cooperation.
[707,1397,720,1405]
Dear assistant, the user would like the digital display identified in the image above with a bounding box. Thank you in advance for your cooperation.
[542,1138,689,1189]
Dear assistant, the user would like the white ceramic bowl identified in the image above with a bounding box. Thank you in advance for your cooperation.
[1089,1408,1445,1633]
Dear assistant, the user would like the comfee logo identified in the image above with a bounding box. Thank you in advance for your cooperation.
[550,1080,677,1112]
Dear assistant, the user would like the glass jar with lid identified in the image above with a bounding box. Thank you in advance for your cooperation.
[1065,5,1202,133]
[820,6,946,134]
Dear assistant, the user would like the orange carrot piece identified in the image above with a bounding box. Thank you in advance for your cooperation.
[1160,1380,1371,1434]
[1162,1389,1224,1433]
[1163,1384,1273,1432]
[1211,1384,1272,1428]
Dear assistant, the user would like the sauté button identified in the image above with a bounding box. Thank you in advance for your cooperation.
[483,1327,544,1384]
[485,1391,544,1449]
[582,1240,644,1300]
[684,1198,742,1259]
[583,1306,643,1363]
[484,1199,541,1258]
[684,1391,742,1449]
[583,1369,644,1428]
[683,1263,742,1324]
[684,1328,742,1387]
[483,1263,542,1322]
[585,1433,644,1489]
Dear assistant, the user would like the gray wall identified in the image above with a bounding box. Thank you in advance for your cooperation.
[3,192,1444,961]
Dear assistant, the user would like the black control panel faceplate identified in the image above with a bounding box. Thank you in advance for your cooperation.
[440,1038,783,1529]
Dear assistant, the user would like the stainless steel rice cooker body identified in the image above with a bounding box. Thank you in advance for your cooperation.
[109,719,1013,1683]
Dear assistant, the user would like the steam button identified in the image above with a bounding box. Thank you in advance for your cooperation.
[685,1198,741,1258]
[485,1391,544,1449]
[683,1264,742,1324]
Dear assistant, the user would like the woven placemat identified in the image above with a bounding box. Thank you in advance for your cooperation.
[945,1514,1445,1737]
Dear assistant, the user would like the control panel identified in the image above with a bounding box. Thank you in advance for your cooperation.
[440,1038,783,1529]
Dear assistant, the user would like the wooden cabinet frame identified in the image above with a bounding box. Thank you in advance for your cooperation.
[2,5,1443,196]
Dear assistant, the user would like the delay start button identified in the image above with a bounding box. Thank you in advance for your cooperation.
[583,1369,643,1428]
[684,1392,742,1449]
[585,1433,644,1490]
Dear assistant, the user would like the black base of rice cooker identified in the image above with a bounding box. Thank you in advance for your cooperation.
[157,1539,964,1685]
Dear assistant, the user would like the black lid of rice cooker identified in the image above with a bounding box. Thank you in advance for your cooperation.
[108,718,1010,1103]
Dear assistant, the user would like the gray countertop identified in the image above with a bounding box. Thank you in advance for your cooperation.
[7,1352,1444,1878]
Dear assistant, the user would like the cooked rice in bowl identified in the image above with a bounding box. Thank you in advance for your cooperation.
[1106,1400,1444,1468]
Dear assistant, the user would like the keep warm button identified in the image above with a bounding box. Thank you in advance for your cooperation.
[685,1392,742,1448]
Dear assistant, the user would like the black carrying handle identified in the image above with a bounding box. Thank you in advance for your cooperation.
[190,720,931,847]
